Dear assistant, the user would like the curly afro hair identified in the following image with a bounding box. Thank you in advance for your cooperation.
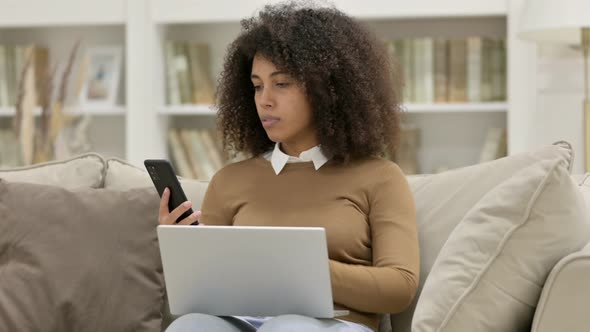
[216,1,403,163]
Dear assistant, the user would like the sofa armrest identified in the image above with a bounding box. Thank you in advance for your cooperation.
[531,242,590,332]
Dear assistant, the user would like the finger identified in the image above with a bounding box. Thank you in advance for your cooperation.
[158,188,170,224]
[167,201,193,224]
[177,210,201,226]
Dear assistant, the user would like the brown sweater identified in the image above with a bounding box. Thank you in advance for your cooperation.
[200,156,419,331]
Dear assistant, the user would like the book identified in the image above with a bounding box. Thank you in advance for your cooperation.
[178,128,201,179]
[0,46,8,106]
[480,38,494,102]
[187,43,215,104]
[491,39,506,101]
[394,124,421,174]
[467,37,482,102]
[433,39,449,103]
[188,129,216,179]
[448,39,467,102]
[167,128,194,178]
[165,41,181,105]
[404,39,416,102]
[197,128,225,171]
[178,42,194,104]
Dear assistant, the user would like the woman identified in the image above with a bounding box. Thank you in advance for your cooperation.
[160,2,419,331]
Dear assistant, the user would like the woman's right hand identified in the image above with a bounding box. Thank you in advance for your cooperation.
[158,187,202,225]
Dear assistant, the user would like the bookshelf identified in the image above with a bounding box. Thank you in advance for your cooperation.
[0,0,125,27]
[151,1,509,175]
[0,106,126,117]
[0,0,540,175]
[404,102,507,113]
[157,105,216,116]
[0,7,127,161]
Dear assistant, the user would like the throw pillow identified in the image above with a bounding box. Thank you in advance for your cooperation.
[411,155,590,331]
[390,143,574,332]
[103,158,208,209]
[0,179,164,332]
[0,153,105,189]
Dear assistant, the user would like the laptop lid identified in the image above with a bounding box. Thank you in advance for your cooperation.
[157,225,338,318]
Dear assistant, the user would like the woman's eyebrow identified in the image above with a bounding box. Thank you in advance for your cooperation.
[250,71,289,80]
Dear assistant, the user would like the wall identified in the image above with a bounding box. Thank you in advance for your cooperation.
[535,44,586,174]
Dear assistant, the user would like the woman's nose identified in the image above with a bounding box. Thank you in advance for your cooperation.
[259,87,274,108]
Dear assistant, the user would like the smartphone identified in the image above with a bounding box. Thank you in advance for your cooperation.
[144,159,199,225]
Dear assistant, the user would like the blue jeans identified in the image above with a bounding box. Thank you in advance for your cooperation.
[166,313,374,332]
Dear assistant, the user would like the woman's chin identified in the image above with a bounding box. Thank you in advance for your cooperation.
[265,132,283,143]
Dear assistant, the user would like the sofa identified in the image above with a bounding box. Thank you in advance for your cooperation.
[0,141,589,332]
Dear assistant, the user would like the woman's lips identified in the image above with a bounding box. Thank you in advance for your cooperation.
[261,117,280,128]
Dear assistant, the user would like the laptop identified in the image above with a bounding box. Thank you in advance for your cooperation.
[157,225,349,318]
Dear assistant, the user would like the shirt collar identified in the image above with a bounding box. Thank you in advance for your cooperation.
[263,143,330,175]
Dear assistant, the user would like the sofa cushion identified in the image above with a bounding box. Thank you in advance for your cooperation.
[0,179,164,332]
[104,158,208,209]
[530,242,590,332]
[411,156,590,331]
[391,142,574,332]
[0,153,105,189]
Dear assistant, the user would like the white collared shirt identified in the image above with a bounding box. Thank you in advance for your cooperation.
[263,143,330,175]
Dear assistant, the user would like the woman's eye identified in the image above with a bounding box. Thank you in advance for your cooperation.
[276,82,290,88]
[253,85,262,91]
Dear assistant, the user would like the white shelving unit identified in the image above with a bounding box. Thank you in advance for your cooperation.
[404,102,507,113]
[0,106,126,117]
[0,0,127,159]
[157,105,216,116]
[0,0,125,27]
[1,0,538,174]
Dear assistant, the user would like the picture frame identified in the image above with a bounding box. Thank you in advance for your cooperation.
[79,46,123,108]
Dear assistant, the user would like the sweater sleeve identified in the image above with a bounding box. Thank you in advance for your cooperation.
[199,171,233,226]
[329,163,420,313]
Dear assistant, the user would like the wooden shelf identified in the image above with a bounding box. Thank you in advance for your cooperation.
[152,0,506,24]
[66,105,127,116]
[158,105,216,116]
[404,102,507,113]
[0,0,125,27]
[0,106,126,117]
[155,103,507,116]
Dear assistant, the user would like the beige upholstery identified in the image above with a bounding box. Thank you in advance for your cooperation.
[0,179,163,332]
[412,156,590,331]
[529,175,590,332]
[0,152,105,189]
[391,143,575,332]
[2,143,588,332]
[531,243,590,332]
[103,158,208,209]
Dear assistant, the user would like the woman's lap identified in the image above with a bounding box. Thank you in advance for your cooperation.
[165,313,257,332]
[166,314,373,332]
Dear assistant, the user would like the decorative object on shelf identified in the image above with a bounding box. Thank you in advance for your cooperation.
[78,46,122,108]
[14,42,80,165]
[0,44,49,108]
[519,0,590,171]
[54,115,93,160]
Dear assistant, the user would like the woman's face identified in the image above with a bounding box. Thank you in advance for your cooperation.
[251,54,317,151]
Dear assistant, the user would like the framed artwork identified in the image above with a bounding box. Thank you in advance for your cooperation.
[79,46,122,107]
